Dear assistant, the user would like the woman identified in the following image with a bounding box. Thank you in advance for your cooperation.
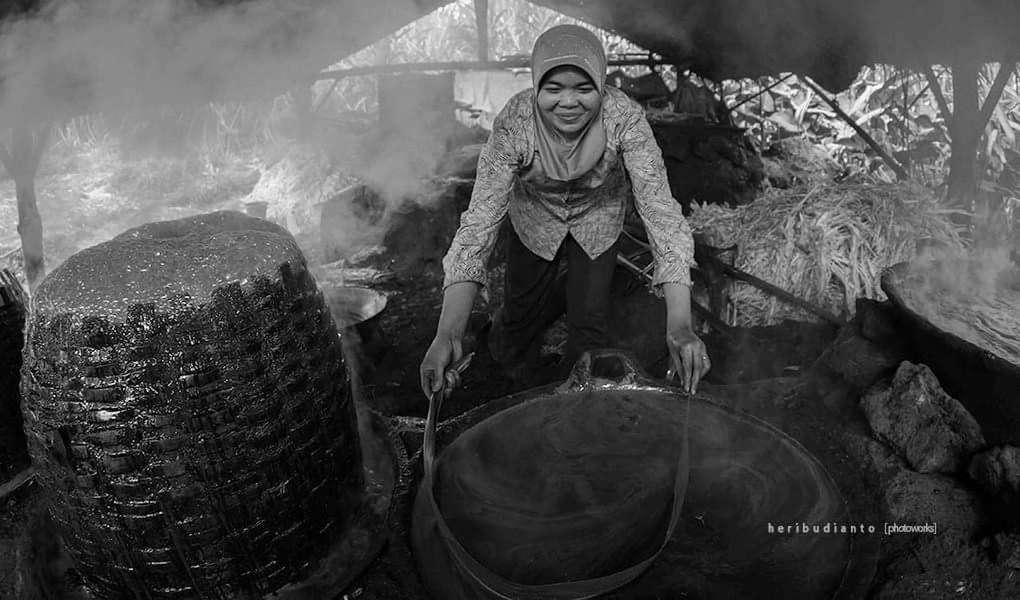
[420,24,710,397]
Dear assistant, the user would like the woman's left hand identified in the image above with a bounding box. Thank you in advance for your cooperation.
[666,325,711,394]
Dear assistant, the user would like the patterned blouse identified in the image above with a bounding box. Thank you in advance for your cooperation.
[441,85,695,290]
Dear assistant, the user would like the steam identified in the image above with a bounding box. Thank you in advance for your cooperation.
[0,0,474,272]
[912,244,1017,301]
[0,0,448,125]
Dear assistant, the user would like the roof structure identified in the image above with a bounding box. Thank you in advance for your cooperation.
[0,0,1017,123]
[531,0,1020,89]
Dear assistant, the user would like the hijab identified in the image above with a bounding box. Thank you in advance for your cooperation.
[531,24,608,182]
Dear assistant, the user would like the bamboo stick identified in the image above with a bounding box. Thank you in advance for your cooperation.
[800,76,910,181]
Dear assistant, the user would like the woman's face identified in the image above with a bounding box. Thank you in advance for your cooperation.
[536,66,600,137]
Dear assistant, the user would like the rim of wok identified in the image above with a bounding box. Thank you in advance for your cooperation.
[322,285,389,327]
[385,377,880,600]
[881,261,1020,376]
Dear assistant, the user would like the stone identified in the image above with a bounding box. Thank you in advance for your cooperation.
[840,425,909,484]
[988,532,1020,568]
[813,303,906,391]
[884,470,985,542]
[860,361,985,474]
[968,446,1020,506]
[855,299,904,347]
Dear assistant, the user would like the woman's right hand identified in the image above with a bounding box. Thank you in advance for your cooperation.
[420,331,464,398]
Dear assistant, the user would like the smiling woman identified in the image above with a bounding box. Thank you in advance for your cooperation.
[421,24,712,399]
[536,68,600,136]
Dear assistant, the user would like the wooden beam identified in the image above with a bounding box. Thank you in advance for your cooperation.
[314,56,671,81]
[801,76,910,181]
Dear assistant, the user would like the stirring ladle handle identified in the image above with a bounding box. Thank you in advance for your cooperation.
[423,352,474,475]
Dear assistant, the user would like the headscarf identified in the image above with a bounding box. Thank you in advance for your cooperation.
[531,24,608,182]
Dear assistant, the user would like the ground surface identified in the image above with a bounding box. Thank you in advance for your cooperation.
[3,264,1020,599]
[338,266,1020,600]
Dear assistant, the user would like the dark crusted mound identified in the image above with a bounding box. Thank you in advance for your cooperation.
[35,211,295,321]
[21,211,364,599]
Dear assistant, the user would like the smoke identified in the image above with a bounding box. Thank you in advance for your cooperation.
[0,0,475,276]
[0,0,448,125]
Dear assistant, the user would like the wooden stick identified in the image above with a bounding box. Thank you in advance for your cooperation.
[698,250,844,325]
[977,57,1018,132]
[925,66,954,130]
[621,227,842,325]
[729,73,795,111]
[0,467,34,502]
[800,76,910,181]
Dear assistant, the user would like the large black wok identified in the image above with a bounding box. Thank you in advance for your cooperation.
[881,259,1020,446]
[387,350,877,600]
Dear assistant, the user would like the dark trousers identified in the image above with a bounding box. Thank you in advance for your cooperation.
[491,225,619,373]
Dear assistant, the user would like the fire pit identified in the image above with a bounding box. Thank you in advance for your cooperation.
[20,211,395,599]
[396,351,876,600]
[881,255,1020,446]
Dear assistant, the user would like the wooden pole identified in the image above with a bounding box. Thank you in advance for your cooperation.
[475,0,489,62]
[0,125,49,292]
[946,57,981,217]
